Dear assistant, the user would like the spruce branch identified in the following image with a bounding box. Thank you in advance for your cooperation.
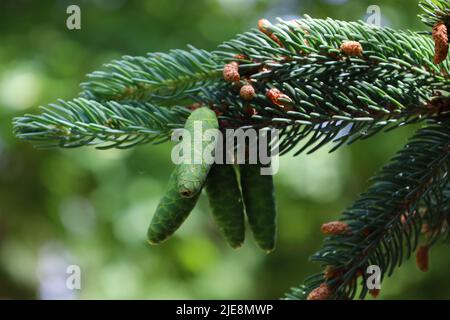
[10,0,450,300]
[18,16,449,152]
[202,17,450,153]
[81,46,222,104]
[13,98,190,149]
[217,16,449,79]
[420,0,450,64]
[199,79,449,155]
[420,0,450,28]
[286,119,450,300]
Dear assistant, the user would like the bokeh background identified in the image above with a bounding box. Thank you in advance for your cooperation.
[0,0,449,299]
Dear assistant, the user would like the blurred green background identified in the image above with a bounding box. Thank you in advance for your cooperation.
[0,0,449,299]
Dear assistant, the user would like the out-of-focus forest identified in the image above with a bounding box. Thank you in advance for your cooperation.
[0,0,449,299]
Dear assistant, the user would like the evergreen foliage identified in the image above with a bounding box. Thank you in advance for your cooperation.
[12,0,450,299]
[287,119,450,299]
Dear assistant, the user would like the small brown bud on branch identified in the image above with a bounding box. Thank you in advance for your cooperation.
[432,22,448,64]
[258,18,283,47]
[223,62,240,82]
[258,19,271,34]
[415,245,429,272]
[340,40,363,56]
[240,84,256,100]
[321,221,350,235]
[266,88,292,107]
[307,283,331,300]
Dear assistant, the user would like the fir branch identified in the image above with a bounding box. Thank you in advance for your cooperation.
[199,80,449,155]
[419,0,450,28]
[286,119,450,300]
[13,98,190,149]
[203,17,450,153]
[11,0,450,300]
[16,17,450,154]
[216,17,450,81]
[420,181,450,245]
[81,46,222,104]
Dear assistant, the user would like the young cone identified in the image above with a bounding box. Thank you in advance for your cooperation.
[240,164,277,252]
[147,168,201,244]
[205,164,246,248]
[176,107,219,198]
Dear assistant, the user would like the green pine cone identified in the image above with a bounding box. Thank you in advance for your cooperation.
[177,107,219,198]
[147,167,201,244]
[240,164,277,253]
[205,164,245,248]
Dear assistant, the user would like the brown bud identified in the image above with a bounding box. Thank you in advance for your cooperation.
[433,22,449,64]
[340,40,363,56]
[240,84,256,101]
[369,288,380,299]
[258,19,271,34]
[266,88,291,107]
[223,62,240,82]
[257,18,283,47]
[416,245,429,272]
[307,283,331,300]
[321,221,350,235]
[266,88,281,104]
